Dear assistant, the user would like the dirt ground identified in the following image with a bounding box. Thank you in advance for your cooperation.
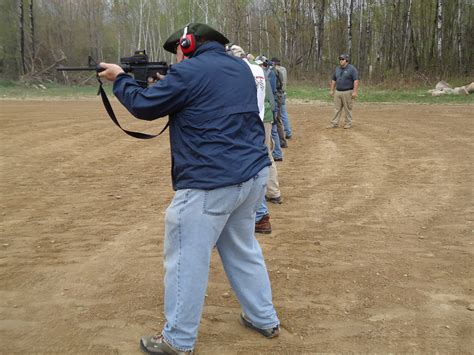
[0,99,473,354]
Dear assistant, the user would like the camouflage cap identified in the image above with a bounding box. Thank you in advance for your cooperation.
[163,23,230,54]
[226,44,246,58]
[254,55,267,65]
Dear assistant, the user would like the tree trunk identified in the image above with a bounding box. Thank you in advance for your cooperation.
[311,1,318,69]
[18,0,26,74]
[144,2,151,52]
[347,0,354,57]
[29,0,35,60]
[436,0,443,61]
[318,0,326,66]
[282,0,289,59]
[402,0,412,71]
[247,11,251,53]
[264,16,270,57]
[410,20,419,71]
[137,0,144,49]
[365,0,373,79]
[456,0,462,71]
[357,0,364,69]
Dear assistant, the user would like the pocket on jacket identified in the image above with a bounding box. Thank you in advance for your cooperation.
[203,185,241,216]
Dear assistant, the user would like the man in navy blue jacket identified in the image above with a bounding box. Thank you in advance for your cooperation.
[99,23,280,354]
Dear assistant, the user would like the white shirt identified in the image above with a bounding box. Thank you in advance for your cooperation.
[243,58,266,121]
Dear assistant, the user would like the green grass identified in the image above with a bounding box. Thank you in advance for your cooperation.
[287,85,473,104]
[0,81,113,99]
[0,80,472,104]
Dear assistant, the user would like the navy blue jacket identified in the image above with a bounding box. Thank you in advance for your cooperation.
[113,42,270,190]
[266,68,277,98]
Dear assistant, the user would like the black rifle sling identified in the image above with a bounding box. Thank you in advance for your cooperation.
[97,81,168,139]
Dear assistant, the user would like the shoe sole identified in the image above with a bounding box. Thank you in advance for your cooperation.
[255,230,272,234]
[139,339,154,354]
[140,338,191,354]
[239,314,280,338]
[267,200,282,204]
[265,197,282,204]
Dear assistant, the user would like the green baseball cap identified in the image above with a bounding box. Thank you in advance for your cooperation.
[163,23,230,54]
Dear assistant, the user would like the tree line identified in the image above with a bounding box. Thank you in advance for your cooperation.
[0,0,472,85]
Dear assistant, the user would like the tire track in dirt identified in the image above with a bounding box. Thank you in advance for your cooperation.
[1,101,472,353]
[1,102,174,353]
[259,104,473,353]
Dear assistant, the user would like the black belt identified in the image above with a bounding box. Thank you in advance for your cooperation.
[336,88,353,92]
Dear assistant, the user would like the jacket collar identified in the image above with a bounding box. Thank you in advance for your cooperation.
[192,41,226,57]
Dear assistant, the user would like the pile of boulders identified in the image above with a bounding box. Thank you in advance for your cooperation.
[430,81,474,96]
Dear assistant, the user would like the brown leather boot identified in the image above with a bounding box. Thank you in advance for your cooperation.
[255,214,271,234]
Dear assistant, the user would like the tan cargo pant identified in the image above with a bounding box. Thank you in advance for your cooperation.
[264,122,281,199]
[331,90,353,127]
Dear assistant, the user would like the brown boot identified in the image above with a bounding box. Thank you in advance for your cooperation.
[255,214,271,234]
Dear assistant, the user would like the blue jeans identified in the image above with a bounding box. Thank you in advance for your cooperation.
[255,198,269,222]
[280,94,292,137]
[162,167,279,351]
[271,123,283,160]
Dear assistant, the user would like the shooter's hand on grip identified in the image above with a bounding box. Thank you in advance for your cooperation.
[98,62,125,82]
[147,72,166,84]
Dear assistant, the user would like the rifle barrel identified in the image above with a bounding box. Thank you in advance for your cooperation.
[56,63,168,74]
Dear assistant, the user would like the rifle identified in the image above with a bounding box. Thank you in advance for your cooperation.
[57,50,169,87]
[56,50,170,139]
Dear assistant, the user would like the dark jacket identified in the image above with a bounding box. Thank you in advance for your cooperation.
[113,41,270,190]
[266,67,277,98]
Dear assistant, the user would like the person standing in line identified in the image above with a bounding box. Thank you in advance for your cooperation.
[260,68,283,208]
[254,56,284,203]
[328,53,359,129]
[256,56,284,162]
[270,60,288,148]
[99,23,280,354]
[226,44,282,233]
[226,44,266,125]
[271,57,293,140]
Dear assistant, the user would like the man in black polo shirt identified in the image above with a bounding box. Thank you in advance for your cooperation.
[328,54,359,129]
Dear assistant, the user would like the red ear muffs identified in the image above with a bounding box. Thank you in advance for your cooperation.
[179,33,195,55]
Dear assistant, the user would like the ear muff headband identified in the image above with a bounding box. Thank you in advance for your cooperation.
[179,25,196,55]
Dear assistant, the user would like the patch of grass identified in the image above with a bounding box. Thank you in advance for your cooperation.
[286,87,330,102]
[358,88,473,104]
[0,81,472,104]
[0,80,16,88]
[0,82,113,99]
[287,85,473,104]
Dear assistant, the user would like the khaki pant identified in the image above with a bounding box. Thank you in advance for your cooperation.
[331,90,353,127]
[264,122,280,199]
[275,94,287,146]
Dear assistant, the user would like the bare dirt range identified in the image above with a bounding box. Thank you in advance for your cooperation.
[1,99,472,353]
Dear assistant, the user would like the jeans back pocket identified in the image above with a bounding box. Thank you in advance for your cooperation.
[203,184,241,216]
